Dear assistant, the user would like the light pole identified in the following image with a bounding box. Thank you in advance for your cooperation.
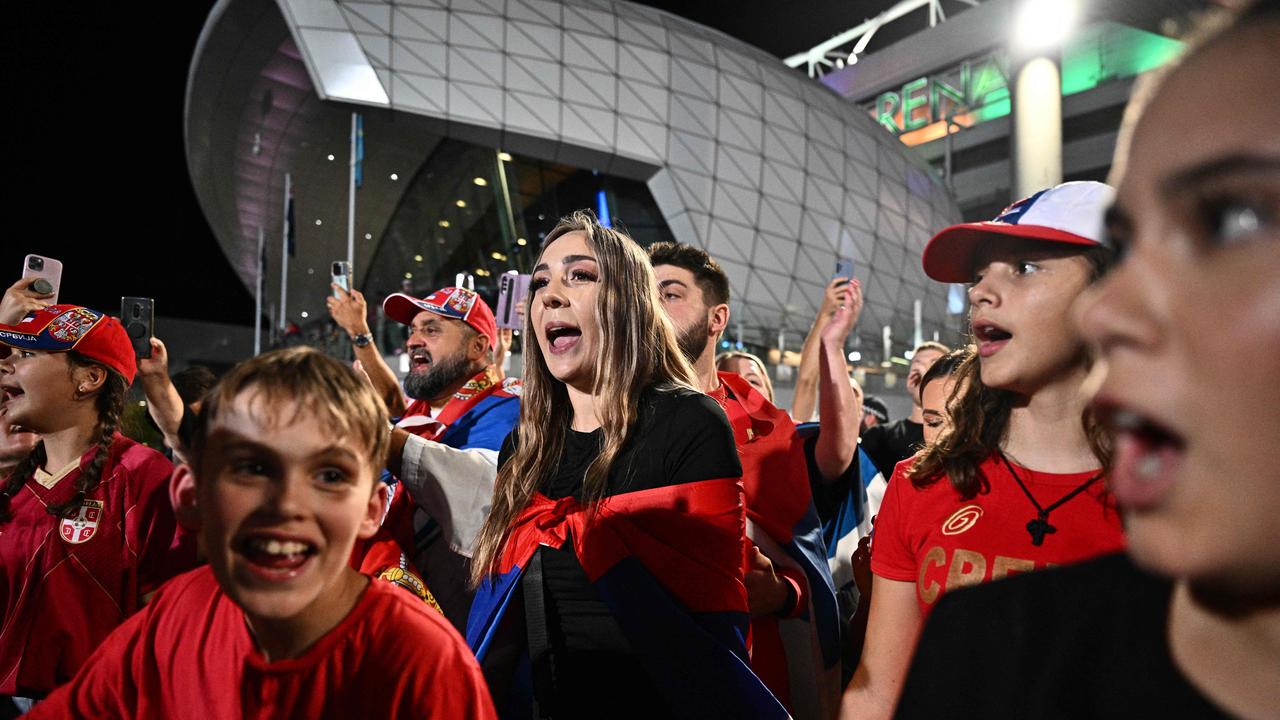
[1009,0,1079,197]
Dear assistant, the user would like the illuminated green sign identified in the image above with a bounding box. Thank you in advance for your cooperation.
[873,56,1008,134]
[867,22,1183,142]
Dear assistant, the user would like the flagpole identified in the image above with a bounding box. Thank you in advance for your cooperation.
[255,225,263,355]
[347,112,357,268]
[280,172,291,330]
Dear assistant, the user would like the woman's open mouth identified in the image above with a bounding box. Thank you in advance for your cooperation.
[544,322,582,355]
[1099,404,1187,511]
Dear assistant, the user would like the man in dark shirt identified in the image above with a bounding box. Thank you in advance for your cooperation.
[859,342,948,479]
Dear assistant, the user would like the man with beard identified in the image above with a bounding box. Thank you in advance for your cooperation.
[648,242,848,719]
[328,285,519,629]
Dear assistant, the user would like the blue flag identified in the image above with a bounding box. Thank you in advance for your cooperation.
[354,114,365,189]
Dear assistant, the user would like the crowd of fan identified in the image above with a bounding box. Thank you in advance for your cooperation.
[1,3,1276,718]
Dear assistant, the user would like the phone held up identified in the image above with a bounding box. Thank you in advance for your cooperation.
[121,297,155,360]
[22,254,63,304]
[834,258,854,284]
[331,261,354,298]
[496,271,531,330]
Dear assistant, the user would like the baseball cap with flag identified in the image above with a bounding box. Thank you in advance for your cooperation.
[383,287,498,350]
[922,181,1116,283]
[0,304,137,383]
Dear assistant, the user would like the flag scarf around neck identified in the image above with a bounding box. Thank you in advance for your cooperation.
[398,366,518,442]
[465,477,789,719]
[715,371,843,719]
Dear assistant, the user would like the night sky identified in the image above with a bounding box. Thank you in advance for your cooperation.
[0,1,925,326]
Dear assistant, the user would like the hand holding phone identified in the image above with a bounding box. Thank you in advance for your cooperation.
[121,297,155,359]
[22,254,63,304]
[0,277,55,326]
[331,261,354,298]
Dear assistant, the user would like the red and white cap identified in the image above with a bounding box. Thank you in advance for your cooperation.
[0,304,137,383]
[382,287,498,350]
[922,181,1116,283]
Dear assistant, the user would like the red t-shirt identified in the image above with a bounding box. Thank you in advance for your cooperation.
[871,454,1125,618]
[31,565,497,719]
[0,434,192,696]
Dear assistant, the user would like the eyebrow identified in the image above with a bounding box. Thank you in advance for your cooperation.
[659,279,689,290]
[215,434,362,463]
[533,254,598,274]
[1161,154,1280,197]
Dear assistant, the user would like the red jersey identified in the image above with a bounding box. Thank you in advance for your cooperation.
[30,565,497,720]
[0,434,192,696]
[872,455,1126,618]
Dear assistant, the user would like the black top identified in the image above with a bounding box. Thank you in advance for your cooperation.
[495,386,741,714]
[896,553,1231,719]
[859,418,923,480]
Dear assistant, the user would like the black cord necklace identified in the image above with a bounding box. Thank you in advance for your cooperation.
[997,452,1104,547]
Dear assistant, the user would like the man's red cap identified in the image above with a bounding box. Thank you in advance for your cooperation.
[382,287,498,351]
[0,305,137,383]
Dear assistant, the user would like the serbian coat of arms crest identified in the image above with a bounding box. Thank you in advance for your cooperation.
[48,308,100,343]
[59,499,105,544]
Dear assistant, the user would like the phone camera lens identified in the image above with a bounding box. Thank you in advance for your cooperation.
[28,257,43,271]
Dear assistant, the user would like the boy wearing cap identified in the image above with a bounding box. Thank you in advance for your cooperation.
[0,289,194,709]
[329,285,519,630]
[27,347,495,719]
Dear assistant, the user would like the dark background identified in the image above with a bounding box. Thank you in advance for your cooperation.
[0,1,941,326]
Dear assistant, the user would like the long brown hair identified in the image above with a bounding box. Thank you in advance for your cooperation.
[908,246,1114,498]
[470,211,698,585]
[0,351,127,521]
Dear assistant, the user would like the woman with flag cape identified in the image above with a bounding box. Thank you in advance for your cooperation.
[466,211,787,719]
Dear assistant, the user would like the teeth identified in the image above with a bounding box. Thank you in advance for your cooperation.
[250,538,310,556]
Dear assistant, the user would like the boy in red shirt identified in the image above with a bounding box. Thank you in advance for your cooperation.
[31,348,495,719]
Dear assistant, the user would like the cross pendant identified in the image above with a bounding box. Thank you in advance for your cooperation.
[1027,516,1056,546]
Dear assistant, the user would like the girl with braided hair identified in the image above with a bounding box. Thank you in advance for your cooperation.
[0,281,193,709]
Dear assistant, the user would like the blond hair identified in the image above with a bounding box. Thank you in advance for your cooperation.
[715,350,774,404]
[190,347,390,474]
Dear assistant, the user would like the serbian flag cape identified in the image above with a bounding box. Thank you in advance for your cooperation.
[465,478,789,719]
[716,372,842,720]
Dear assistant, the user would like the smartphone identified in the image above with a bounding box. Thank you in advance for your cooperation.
[22,254,63,304]
[331,261,353,298]
[120,297,155,359]
[496,272,531,330]
[834,257,855,282]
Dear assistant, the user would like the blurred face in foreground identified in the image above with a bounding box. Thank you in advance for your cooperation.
[1074,21,1280,598]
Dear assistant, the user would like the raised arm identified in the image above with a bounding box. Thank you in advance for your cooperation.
[0,277,54,325]
[814,279,862,483]
[327,285,406,417]
[136,338,189,461]
[792,277,847,422]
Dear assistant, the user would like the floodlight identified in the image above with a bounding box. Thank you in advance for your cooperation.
[1012,0,1079,54]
